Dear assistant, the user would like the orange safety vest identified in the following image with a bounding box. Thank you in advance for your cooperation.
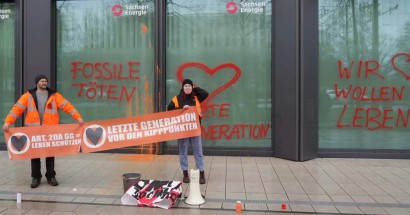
[5,91,82,126]
[172,96,202,118]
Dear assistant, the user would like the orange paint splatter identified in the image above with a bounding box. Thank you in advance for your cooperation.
[140,23,148,33]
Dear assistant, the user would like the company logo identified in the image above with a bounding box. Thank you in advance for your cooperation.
[112,4,123,16]
[112,4,149,16]
[8,133,30,154]
[226,1,266,14]
[226,2,238,14]
[83,125,106,148]
[0,9,11,20]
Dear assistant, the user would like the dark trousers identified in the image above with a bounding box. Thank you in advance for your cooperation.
[31,157,56,179]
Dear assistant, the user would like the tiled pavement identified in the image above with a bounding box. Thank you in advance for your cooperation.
[0,151,409,214]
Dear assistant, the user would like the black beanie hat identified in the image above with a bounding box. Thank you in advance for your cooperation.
[35,75,48,85]
[182,79,193,88]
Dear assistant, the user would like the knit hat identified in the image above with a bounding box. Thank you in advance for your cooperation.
[35,75,48,85]
[181,79,193,88]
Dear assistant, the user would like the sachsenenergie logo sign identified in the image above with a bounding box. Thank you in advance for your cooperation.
[111,4,148,16]
[226,2,238,14]
[226,1,266,14]
[112,4,123,16]
[0,9,11,20]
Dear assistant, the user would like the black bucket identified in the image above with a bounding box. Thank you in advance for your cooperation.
[122,173,141,193]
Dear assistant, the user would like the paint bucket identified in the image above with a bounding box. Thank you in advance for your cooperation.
[122,173,141,193]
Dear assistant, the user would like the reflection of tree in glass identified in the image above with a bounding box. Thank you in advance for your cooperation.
[319,0,400,91]
[57,0,154,51]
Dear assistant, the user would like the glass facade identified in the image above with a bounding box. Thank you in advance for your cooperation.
[165,0,272,149]
[2,0,409,157]
[0,2,14,142]
[319,0,410,149]
[56,0,155,122]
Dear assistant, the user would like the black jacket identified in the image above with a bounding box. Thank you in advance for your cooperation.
[28,87,56,111]
[167,87,209,111]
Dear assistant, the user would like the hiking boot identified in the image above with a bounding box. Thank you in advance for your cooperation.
[30,178,41,188]
[183,170,190,183]
[47,177,59,186]
[199,171,206,184]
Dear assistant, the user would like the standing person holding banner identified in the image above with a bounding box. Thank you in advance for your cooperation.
[2,75,84,188]
[167,79,209,184]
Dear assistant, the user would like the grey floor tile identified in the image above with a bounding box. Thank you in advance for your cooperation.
[351,195,376,203]
[204,191,225,199]
[281,182,306,194]
[225,182,244,193]
[359,206,389,215]
[243,172,262,182]
[0,208,29,215]
[103,188,123,195]
[244,181,265,193]
[72,213,98,215]
[226,192,246,201]
[245,193,267,200]
[300,182,327,195]
[262,182,285,194]
[204,181,225,193]
[372,195,400,204]
[383,207,410,215]
[340,183,368,196]
[226,172,243,182]
[289,204,315,213]
[48,212,74,215]
[72,197,96,203]
[312,205,340,213]
[244,203,267,211]
[287,194,310,201]
[92,198,116,204]
[322,184,348,195]
[378,184,409,197]
[24,210,53,215]
[394,196,410,204]
[335,206,364,214]
[199,201,222,209]
[266,193,289,201]
[329,194,355,203]
[308,194,333,202]
[260,173,280,183]
[359,183,389,196]
[20,202,81,212]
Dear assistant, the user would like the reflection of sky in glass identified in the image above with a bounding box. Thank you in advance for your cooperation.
[320,0,410,39]
[56,0,154,52]
[379,0,410,37]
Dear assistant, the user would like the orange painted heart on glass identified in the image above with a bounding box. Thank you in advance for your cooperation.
[176,62,242,108]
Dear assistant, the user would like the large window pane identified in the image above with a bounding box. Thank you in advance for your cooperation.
[166,1,272,149]
[0,2,14,141]
[319,0,410,149]
[56,0,155,122]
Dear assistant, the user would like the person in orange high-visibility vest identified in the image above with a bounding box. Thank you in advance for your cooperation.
[167,79,209,184]
[2,75,83,188]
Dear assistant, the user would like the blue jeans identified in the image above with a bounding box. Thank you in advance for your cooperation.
[178,136,204,171]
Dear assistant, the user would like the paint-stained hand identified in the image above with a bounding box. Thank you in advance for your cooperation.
[78,119,84,125]
[2,123,10,132]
